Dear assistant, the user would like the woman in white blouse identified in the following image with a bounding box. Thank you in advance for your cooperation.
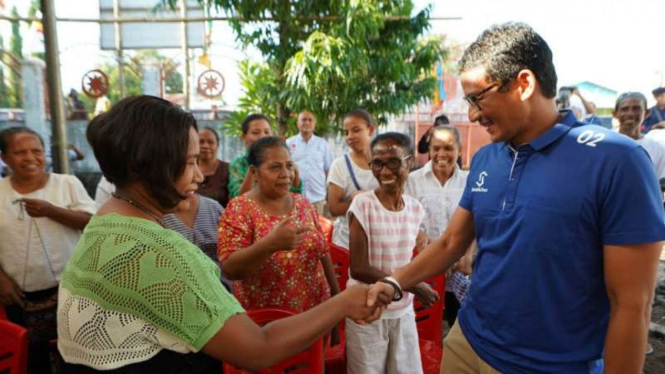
[327,109,379,249]
[0,127,95,374]
[405,124,473,326]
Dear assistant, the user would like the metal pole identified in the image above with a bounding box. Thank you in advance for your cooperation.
[114,0,125,99]
[181,0,190,108]
[41,0,69,174]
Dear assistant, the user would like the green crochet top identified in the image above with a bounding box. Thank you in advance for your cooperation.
[60,213,244,350]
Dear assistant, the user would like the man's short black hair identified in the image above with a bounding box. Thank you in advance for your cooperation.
[370,132,414,157]
[247,136,289,167]
[460,22,558,98]
[0,126,45,153]
[241,114,270,135]
[86,95,197,209]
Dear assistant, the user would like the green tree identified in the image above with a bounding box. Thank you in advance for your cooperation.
[195,0,444,135]
[27,0,45,61]
[9,6,23,108]
[0,36,11,108]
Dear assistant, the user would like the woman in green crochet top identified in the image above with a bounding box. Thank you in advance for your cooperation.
[56,95,383,373]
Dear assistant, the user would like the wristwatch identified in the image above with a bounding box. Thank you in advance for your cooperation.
[378,276,403,301]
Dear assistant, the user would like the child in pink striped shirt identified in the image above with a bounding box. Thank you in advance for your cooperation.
[345,132,439,374]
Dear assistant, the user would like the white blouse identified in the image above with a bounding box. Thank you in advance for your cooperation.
[0,174,96,291]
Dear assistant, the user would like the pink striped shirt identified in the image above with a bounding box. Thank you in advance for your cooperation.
[347,190,425,319]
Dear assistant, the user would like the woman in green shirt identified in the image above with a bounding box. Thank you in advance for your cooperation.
[228,114,301,198]
[57,96,381,373]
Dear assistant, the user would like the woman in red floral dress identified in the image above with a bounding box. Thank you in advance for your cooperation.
[218,137,340,313]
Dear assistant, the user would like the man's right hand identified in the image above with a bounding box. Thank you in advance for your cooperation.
[366,281,396,310]
[0,271,24,308]
[342,285,385,324]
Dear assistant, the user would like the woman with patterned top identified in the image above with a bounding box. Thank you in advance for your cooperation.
[228,114,301,198]
[197,127,231,207]
[57,96,382,373]
[219,136,340,313]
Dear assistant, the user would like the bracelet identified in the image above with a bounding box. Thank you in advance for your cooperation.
[378,277,403,302]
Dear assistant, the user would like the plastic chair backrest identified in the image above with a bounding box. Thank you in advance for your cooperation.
[0,319,29,374]
[413,273,446,347]
[329,243,349,292]
[318,215,333,244]
[223,308,324,374]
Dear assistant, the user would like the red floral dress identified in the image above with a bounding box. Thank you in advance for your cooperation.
[218,193,330,312]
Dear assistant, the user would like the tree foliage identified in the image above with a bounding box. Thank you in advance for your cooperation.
[0,36,11,108]
[9,6,23,108]
[197,0,445,136]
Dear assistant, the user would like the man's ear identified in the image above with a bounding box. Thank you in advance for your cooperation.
[515,69,537,102]
[612,109,618,119]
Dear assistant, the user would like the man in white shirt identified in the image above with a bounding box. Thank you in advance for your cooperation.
[614,92,665,179]
[286,111,334,214]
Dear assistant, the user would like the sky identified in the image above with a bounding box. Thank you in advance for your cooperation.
[1,0,664,108]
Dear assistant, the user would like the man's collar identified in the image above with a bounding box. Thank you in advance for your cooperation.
[501,110,577,152]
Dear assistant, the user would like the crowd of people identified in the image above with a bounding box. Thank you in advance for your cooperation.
[1,21,664,374]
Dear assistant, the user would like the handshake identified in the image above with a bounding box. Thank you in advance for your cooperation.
[342,277,439,324]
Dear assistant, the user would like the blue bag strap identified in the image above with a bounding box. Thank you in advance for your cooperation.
[344,154,362,191]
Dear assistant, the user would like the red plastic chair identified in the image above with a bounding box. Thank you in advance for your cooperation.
[318,215,333,244]
[419,339,443,374]
[413,274,446,347]
[329,243,349,292]
[325,243,350,374]
[0,319,29,374]
[222,308,324,374]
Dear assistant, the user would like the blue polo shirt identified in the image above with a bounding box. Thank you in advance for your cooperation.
[457,111,665,374]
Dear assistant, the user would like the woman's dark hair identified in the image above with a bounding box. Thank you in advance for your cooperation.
[370,132,414,157]
[0,126,45,153]
[241,113,270,135]
[343,109,375,127]
[430,125,462,149]
[86,95,197,209]
[247,136,289,167]
[200,126,220,144]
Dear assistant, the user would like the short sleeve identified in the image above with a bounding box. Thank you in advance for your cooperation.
[347,193,371,239]
[327,157,348,190]
[65,175,97,214]
[218,197,255,261]
[601,146,665,245]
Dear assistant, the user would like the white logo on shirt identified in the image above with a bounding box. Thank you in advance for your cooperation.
[471,171,489,193]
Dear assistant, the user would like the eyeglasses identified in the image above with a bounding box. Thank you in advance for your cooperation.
[463,82,503,111]
[369,155,411,172]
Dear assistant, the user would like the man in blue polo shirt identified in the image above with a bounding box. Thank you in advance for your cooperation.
[286,110,334,214]
[367,22,665,374]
